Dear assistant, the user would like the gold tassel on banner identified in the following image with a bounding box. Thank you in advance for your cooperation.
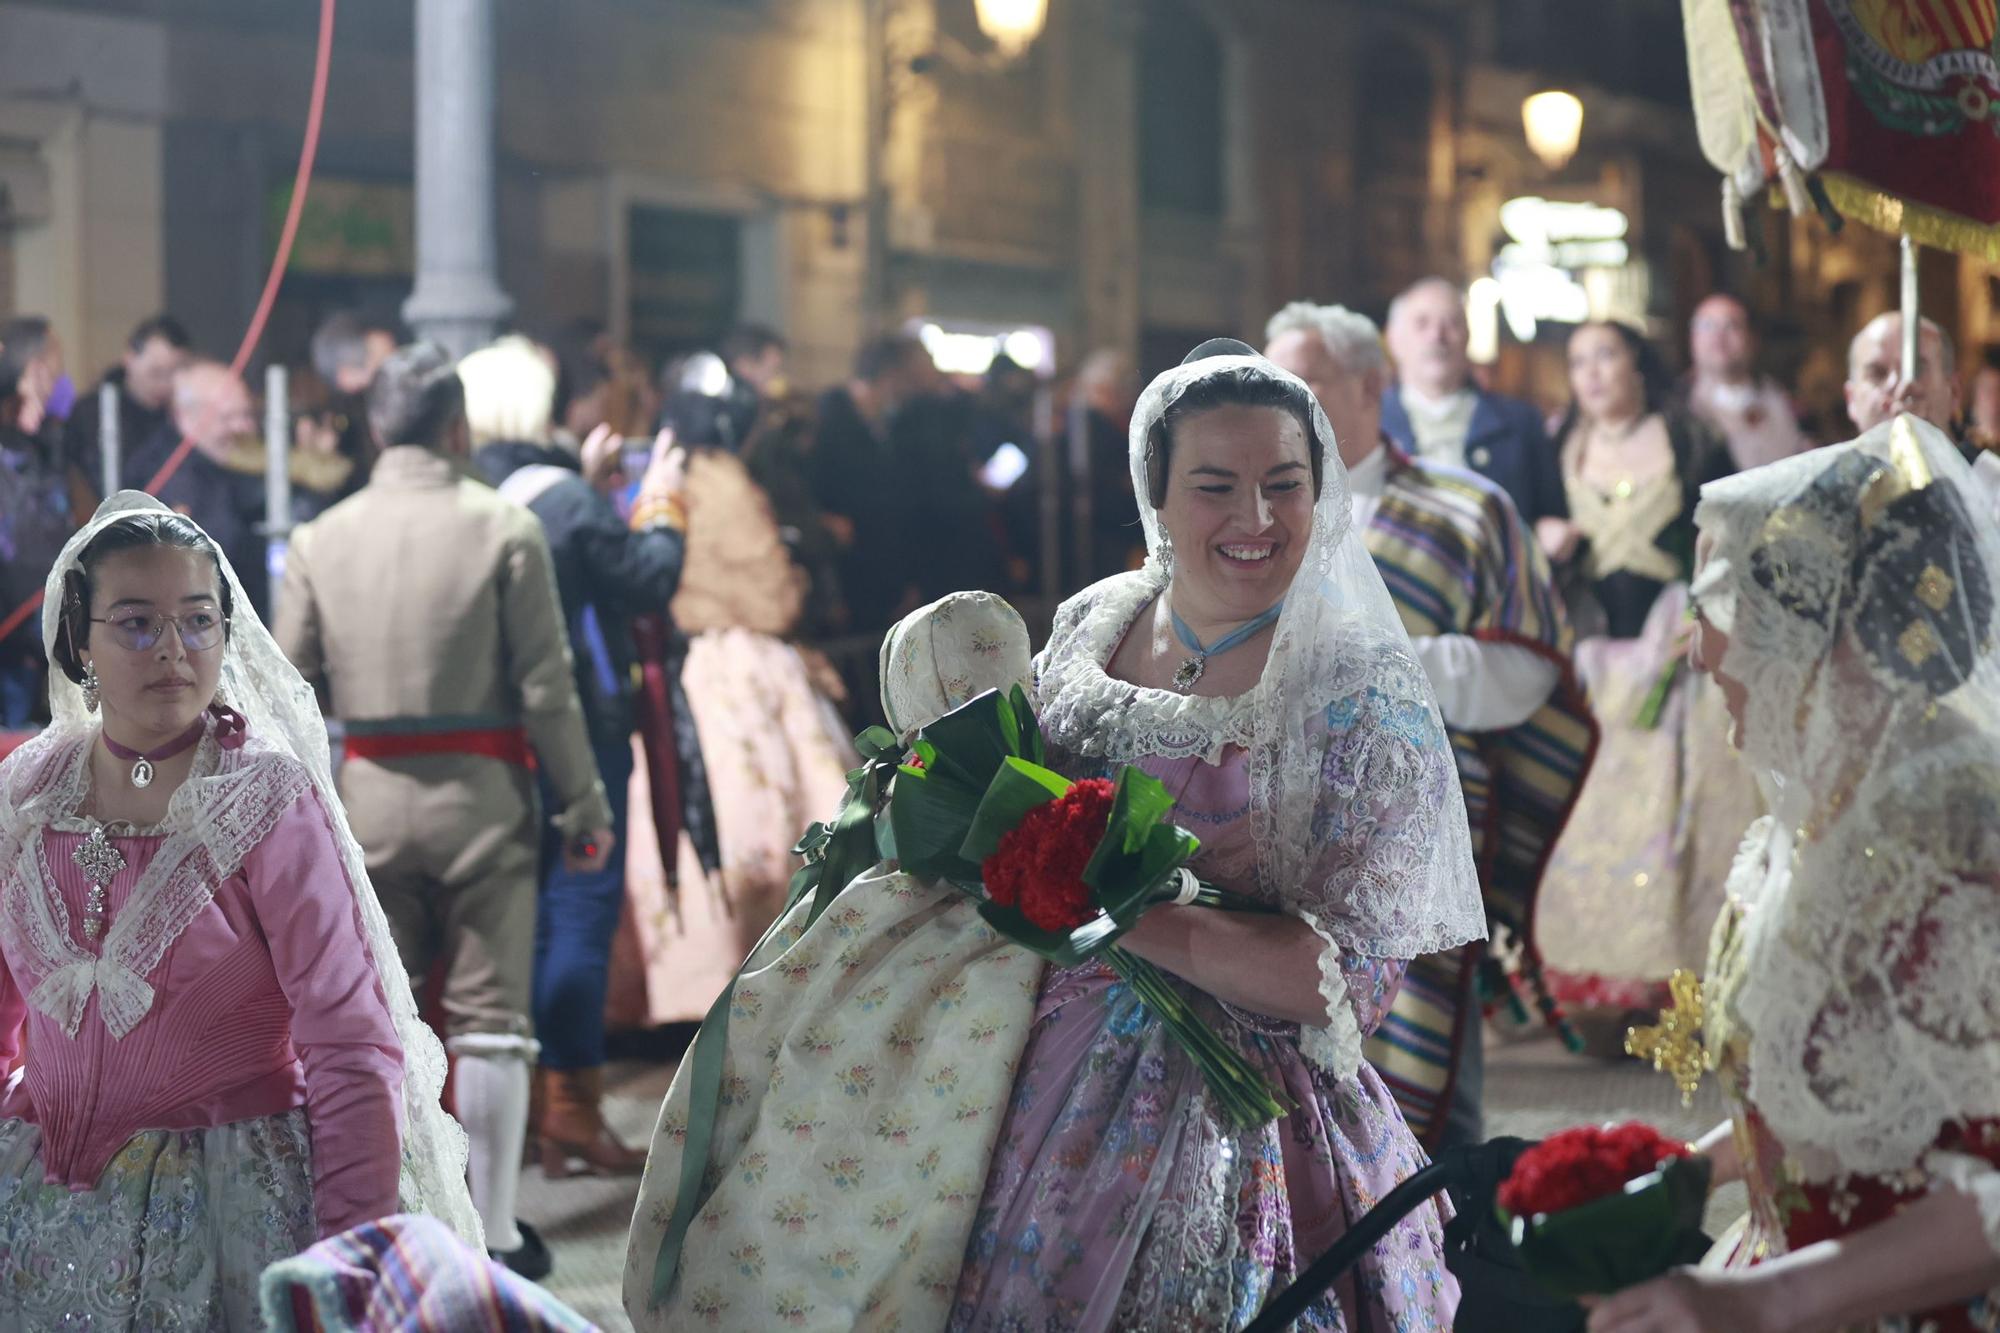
[1723,178,1747,251]
[1819,172,2000,263]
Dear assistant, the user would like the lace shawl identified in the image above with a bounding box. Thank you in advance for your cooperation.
[1692,417,2000,1246]
[15,491,482,1244]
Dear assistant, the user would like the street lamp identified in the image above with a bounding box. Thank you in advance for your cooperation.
[975,0,1049,60]
[1522,89,1584,171]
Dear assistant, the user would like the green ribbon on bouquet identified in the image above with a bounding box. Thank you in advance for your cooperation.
[648,725,904,1308]
[891,687,1292,1129]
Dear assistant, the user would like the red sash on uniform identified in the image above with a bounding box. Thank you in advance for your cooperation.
[342,727,536,769]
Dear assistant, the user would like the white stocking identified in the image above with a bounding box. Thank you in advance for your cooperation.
[448,1034,538,1254]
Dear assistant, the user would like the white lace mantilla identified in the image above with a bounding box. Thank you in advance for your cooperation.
[15,491,483,1245]
[1036,571,1482,963]
[0,728,310,1038]
[1726,737,2000,1188]
[1690,420,2000,1243]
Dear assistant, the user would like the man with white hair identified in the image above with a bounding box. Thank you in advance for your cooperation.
[1382,277,1568,525]
[128,360,271,614]
[1266,301,1595,1150]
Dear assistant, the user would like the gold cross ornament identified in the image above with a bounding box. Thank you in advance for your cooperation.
[1626,969,1708,1106]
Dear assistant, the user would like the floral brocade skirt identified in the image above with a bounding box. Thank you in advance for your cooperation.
[949,963,1456,1332]
[612,626,857,1027]
[0,1109,318,1331]
[1537,589,1762,1017]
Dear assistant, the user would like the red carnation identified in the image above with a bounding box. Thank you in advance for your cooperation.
[1498,1122,1692,1217]
[980,779,1117,931]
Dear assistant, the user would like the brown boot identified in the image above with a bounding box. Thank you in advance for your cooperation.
[539,1066,648,1178]
[522,1066,548,1167]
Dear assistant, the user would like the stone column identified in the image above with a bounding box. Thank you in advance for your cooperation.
[1071,0,1140,362]
[402,0,513,357]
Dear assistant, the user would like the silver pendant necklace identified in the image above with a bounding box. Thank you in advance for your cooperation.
[1168,601,1285,694]
[99,718,205,789]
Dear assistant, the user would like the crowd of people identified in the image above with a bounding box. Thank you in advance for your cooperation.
[0,270,1997,1331]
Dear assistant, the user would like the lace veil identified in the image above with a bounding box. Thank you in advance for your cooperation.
[14,491,482,1242]
[1035,344,1484,960]
[1690,416,2000,1183]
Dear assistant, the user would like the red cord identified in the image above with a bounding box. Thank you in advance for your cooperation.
[0,0,338,648]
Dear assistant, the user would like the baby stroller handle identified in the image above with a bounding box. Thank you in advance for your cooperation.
[1245,1137,1540,1333]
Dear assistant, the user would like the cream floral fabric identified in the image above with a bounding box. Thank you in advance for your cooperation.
[624,868,1041,1330]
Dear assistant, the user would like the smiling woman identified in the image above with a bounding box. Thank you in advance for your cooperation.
[948,341,1485,1330]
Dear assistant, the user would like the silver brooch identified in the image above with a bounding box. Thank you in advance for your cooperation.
[72,825,126,942]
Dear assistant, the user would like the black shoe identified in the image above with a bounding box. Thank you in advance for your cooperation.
[490,1219,553,1282]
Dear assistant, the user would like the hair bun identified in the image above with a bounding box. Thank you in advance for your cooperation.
[1181,337,1259,366]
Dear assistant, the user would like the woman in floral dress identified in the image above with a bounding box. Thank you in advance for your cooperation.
[1589,417,2000,1331]
[950,342,1486,1330]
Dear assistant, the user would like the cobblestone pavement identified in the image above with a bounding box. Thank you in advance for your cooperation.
[523,1031,1746,1330]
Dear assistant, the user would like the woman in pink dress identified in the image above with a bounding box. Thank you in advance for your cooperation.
[951,342,1486,1330]
[0,493,478,1329]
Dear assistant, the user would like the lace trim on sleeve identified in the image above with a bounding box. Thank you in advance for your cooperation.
[1293,908,1361,1080]
[1924,1149,2000,1257]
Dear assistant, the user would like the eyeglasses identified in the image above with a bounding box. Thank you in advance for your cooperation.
[90,609,228,653]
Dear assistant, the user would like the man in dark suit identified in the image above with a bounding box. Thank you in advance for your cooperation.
[1381,277,1568,527]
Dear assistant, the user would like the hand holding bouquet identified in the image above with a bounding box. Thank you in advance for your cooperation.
[891,686,1291,1130]
[1499,1121,1712,1299]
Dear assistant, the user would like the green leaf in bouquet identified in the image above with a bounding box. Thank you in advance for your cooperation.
[853,725,902,763]
[960,757,1072,864]
[909,689,1019,789]
[1505,1154,1713,1300]
[974,899,1126,965]
[889,764,987,886]
[1082,767,1203,921]
[1108,765,1178,854]
[1008,682,1046,766]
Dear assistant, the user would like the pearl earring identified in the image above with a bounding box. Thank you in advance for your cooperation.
[81,664,100,713]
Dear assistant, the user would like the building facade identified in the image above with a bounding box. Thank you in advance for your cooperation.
[1,0,1974,414]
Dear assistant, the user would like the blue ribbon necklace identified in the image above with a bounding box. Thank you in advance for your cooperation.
[1168,600,1284,692]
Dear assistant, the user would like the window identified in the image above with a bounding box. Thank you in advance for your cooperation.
[1139,0,1223,217]
[626,206,742,368]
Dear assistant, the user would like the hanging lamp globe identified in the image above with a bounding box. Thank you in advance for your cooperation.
[975,0,1049,59]
[1522,89,1584,170]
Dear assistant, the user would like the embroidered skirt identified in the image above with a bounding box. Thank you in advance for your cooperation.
[0,1109,317,1331]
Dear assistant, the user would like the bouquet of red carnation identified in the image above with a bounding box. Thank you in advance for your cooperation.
[1499,1121,1711,1299]
[891,687,1290,1130]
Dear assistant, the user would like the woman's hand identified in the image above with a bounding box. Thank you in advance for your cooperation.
[1582,1268,1779,1333]
[1116,904,1334,1028]
[637,427,687,503]
[581,422,627,493]
[1537,516,1582,564]
[1691,1120,1741,1193]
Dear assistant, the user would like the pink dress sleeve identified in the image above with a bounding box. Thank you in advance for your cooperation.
[243,788,405,1237]
[0,943,24,1079]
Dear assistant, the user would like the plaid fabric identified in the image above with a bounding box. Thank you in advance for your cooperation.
[1359,451,1597,1145]
[260,1215,599,1333]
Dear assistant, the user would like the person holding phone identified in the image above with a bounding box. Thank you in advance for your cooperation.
[458,337,691,1183]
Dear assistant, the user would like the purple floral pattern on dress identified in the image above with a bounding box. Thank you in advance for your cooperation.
[950,746,1456,1331]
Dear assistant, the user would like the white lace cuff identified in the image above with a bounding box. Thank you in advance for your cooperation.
[1924,1149,2000,1256]
[1293,909,1363,1080]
